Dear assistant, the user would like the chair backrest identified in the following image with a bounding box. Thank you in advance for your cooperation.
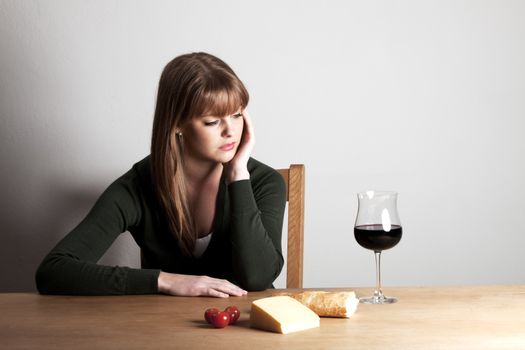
[276,164,305,289]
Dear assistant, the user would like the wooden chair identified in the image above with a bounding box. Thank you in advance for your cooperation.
[276,164,305,289]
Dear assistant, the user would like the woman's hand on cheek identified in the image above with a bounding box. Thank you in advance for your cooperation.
[224,109,255,184]
[157,272,248,298]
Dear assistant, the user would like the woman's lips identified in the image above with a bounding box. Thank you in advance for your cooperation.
[219,142,235,151]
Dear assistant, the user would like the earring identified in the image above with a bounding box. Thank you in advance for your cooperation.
[176,131,183,142]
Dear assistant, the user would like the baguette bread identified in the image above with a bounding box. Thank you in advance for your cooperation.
[272,291,359,318]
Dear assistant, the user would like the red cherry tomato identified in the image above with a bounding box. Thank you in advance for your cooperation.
[224,306,240,324]
[204,308,220,324]
[211,311,230,328]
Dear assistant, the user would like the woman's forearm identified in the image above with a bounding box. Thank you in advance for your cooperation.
[227,178,286,290]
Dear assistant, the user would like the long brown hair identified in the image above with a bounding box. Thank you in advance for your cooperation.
[150,52,249,256]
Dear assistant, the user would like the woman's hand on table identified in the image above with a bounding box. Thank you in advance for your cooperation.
[157,272,248,298]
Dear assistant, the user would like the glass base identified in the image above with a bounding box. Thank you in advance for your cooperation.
[359,295,398,304]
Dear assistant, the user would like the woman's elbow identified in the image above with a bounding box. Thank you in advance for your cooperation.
[35,262,52,294]
[35,257,62,295]
[238,262,284,291]
[240,275,272,291]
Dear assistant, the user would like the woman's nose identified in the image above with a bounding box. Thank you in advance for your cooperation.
[221,119,233,137]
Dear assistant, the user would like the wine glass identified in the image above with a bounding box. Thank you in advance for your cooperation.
[354,190,402,304]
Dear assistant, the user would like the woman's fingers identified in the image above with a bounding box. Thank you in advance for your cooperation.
[206,288,230,298]
[158,272,247,298]
[222,109,255,183]
[243,110,254,137]
[240,109,255,148]
[210,279,247,297]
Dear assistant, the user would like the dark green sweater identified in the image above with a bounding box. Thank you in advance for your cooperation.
[35,156,286,295]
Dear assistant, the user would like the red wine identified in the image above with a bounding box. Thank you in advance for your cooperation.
[354,224,402,251]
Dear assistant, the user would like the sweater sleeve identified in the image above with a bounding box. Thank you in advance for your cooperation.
[35,176,160,295]
[228,171,286,291]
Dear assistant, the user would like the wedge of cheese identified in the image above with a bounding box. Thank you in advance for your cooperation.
[250,296,320,334]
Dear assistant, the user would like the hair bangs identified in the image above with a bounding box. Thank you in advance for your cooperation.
[192,78,249,119]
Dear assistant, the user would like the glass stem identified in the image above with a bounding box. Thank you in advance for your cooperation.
[374,250,384,301]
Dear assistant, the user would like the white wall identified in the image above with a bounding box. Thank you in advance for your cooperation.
[1,0,524,292]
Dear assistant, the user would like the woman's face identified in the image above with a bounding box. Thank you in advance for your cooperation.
[181,109,244,164]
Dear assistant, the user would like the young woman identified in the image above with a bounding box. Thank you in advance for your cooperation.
[35,52,286,297]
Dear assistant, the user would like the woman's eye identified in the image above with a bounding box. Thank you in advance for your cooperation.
[204,120,219,126]
[232,113,243,119]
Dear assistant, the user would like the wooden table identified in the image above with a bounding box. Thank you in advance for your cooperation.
[1,285,524,349]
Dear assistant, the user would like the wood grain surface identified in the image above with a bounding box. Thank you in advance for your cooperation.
[1,285,524,349]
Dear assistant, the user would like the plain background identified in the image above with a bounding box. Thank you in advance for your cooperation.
[1,0,524,292]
